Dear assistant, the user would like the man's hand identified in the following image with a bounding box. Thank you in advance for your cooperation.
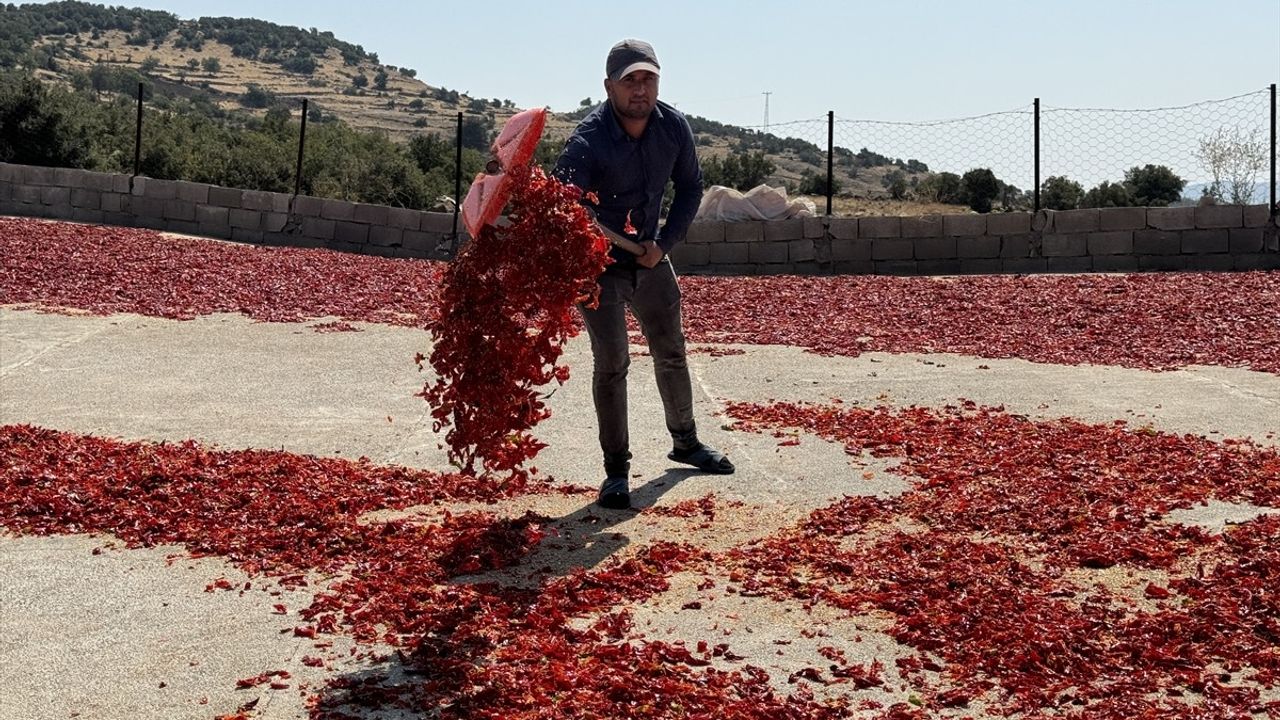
[636,240,664,268]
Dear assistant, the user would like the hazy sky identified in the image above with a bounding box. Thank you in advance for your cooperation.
[79,0,1279,127]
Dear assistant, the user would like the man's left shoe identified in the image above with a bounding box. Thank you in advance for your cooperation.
[597,476,631,509]
[668,443,735,474]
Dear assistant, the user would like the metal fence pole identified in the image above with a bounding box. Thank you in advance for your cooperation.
[294,98,308,197]
[826,110,834,216]
[1270,82,1276,217]
[1033,97,1040,212]
[452,112,463,240]
[132,82,144,177]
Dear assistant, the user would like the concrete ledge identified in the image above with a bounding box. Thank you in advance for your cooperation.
[1087,231,1133,255]
[1053,209,1100,234]
[901,215,942,238]
[942,214,985,237]
[871,238,913,260]
[860,216,901,238]
[1042,234,1087,257]
[830,238,871,262]
[748,242,788,264]
[828,217,858,240]
[914,236,957,259]
[787,238,816,262]
[725,223,763,243]
[763,219,804,242]
[1194,205,1242,229]
[957,236,1000,259]
[1098,207,1146,231]
[686,221,724,243]
[986,213,1031,235]
[1147,206,1195,230]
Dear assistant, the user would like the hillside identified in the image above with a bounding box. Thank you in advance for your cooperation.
[3,1,967,215]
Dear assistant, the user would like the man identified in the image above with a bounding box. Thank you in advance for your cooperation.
[555,39,735,510]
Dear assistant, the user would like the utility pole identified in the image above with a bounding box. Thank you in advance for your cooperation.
[762,91,771,133]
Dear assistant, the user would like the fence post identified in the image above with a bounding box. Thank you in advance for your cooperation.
[132,82,144,178]
[826,110,834,216]
[1033,97,1040,212]
[294,98,308,197]
[1270,83,1275,217]
[452,112,463,242]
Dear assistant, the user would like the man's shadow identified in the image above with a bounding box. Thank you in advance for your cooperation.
[454,466,701,588]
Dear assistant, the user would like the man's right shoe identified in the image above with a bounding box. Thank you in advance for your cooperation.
[597,476,631,509]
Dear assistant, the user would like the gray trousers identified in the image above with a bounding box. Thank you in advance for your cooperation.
[578,260,698,476]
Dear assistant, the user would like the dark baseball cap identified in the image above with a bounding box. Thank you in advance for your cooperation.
[606,39,660,81]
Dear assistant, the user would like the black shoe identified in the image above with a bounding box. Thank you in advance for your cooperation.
[597,476,631,509]
[668,443,735,474]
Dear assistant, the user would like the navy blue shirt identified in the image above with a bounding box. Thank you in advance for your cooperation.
[554,100,703,265]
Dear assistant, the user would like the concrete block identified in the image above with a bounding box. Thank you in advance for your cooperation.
[1147,206,1195,230]
[1188,255,1237,271]
[54,167,86,188]
[1194,204,1242,229]
[229,209,262,230]
[828,217,858,240]
[957,236,1000,258]
[986,212,1031,235]
[140,178,179,200]
[69,208,105,224]
[871,238,913,260]
[324,240,364,254]
[1042,233,1088,257]
[1092,255,1140,273]
[669,243,710,266]
[748,241,789,264]
[1002,257,1047,274]
[1046,256,1093,273]
[1087,231,1133,255]
[177,182,210,204]
[368,225,403,247]
[165,220,199,236]
[321,199,357,222]
[725,222,763,243]
[832,260,875,275]
[705,263,755,276]
[1234,253,1280,271]
[100,193,125,213]
[130,195,165,219]
[262,213,291,233]
[1228,228,1264,253]
[240,190,276,212]
[1133,230,1181,255]
[209,187,242,208]
[421,212,457,235]
[1139,255,1190,271]
[1181,229,1229,254]
[803,216,827,239]
[70,189,101,209]
[1000,234,1038,258]
[1242,204,1270,228]
[0,163,19,183]
[1053,209,1100,234]
[873,260,917,275]
[917,259,963,275]
[757,263,796,276]
[831,238,871,262]
[764,219,804,242]
[24,165,55,186]
[112,175,131,194]
[686,221,724,243]
[901,215,942,238]
[163,199,196,221]
[40,186,70,206]
[195,205,229,226]
[14,185,42,205]
[81,171,116,192]
[958,259,1003,275]
[791,261,824,275]
[293,195,324,216]
[788,238,816,262]
[197,222,232,240]
[135,214,169,231]
[942,213,986,236]
[1031,209,1054,232]
[1098,207,1146,231]
[709,243,749,264]
[914,236,957,259]
[302,216,336,241]
[334,221,370,245]
[231,228,264,245]
[860,216,901,238]
[354,203,390,225]
[387,207,422,229]
[272,193,292,214]
[103,211,135,227]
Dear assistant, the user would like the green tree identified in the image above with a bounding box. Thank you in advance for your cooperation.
[139,55,160,75]
[915,171,963,204]
[960,168,999,213]
[201,56,221,73]
[407,132,450,174]
[0,74,93,167]
[883,170,908,200]
[1040,175,1084,210]
[352,73,368,88]
[373,69,388,91]
[1081,180,1135,208]
[798,170,841,196]
[1123,164,1184,207]
[239,84,276,109]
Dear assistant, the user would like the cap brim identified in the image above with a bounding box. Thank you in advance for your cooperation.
[611,62,660,81]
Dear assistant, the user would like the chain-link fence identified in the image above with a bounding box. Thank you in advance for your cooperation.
[738,87,1275,215]
[2,69,1276,221]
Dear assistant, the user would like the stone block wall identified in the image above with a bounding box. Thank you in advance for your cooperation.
[2,162,1278,275]
[0,163,463,261]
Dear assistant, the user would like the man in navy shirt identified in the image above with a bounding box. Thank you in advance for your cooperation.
[555,39,735,510]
